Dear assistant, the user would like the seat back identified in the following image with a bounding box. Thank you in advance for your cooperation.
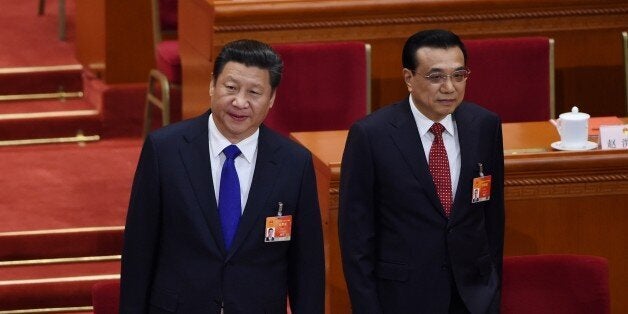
[623,31,628,114]
[264,41,371,136]
[501,254,610,314]
[464,37,554,122]
[151,0,178,44]
[144,0,183,137]
[92,280,120,314]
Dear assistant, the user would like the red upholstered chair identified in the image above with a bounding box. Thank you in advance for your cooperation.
[264,41,371,136]
[144,0,181,137]
[464,37,555,122]
[92,280,120,314]
[501,254,610,314]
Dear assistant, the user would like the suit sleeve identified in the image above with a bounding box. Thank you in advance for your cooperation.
[288,152,325,314]
[120,136,162,313]
[485,118,505,294]
[338,123,383,314]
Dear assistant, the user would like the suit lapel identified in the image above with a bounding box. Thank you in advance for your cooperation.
[227,126,281,259]
[451,104,479,221]
[179,112,227,256]
[388,101,444,216]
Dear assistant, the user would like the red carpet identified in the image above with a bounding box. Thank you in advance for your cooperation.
[0,1,180,311]
[0,0,77,67]
[0,138,138,311]
[0,259,119,311]
[0,138,141,232]
[0,66,83,95]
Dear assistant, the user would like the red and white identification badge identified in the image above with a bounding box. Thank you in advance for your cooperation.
[472,175,492,203]
[265,202,292,242]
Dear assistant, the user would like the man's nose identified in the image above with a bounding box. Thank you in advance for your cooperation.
[440,78,455,92]
[231,94,250,108]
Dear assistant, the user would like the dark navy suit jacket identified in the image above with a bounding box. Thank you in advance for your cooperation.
[120,111,325,313]
[339,99,504,314]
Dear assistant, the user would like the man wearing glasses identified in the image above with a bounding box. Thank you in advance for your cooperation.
[339,29,504,313]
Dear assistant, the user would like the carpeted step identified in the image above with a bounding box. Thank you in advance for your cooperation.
[0,65,84,95]
[0,98,101,142]
[0,227,124,261]
[0,139,141,232]
[0,259,119,311]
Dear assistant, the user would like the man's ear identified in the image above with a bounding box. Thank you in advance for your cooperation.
[403,68,414,92]
[268,90,277,109]
[209,78,215,97]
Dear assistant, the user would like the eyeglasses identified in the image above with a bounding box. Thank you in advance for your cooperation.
[412,69,471,84]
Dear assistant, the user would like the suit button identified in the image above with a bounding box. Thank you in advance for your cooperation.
[226,261,234,266]
[447,227,453,234]
[441,264,449,271]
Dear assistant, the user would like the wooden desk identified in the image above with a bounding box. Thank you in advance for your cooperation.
[180,0,628,119]
[291,119,628,314]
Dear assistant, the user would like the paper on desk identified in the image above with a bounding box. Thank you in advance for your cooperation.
[588,116,623,135]
[600,124,628,149]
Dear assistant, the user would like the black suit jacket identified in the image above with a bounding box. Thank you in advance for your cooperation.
[120,111,325,313]
[339,99,504,314]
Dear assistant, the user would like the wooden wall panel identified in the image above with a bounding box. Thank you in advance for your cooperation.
[75,0,105,73]
[75,0,154,83]
[104,1,154,83]
[179,0,215,118]
[179,0,628,119]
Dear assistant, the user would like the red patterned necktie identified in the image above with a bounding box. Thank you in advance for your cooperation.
[429,123,452,217]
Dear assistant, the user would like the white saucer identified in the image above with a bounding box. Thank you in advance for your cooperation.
[551,141,598,151]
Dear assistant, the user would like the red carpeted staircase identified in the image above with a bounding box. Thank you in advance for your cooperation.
[0,65,102,143]
[0,1,158,312]
[0,227,123,313]
[0,138,144,312]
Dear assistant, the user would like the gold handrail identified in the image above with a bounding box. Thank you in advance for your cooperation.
[0,255,121,267]
[0,91,83,102]
[0,131,99,147]
[0,306,93,314]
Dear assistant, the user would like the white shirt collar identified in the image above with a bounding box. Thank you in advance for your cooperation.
[408,95,455,137]
[208,113,258,164]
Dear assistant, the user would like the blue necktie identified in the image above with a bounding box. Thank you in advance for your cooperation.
[219,145,242,250]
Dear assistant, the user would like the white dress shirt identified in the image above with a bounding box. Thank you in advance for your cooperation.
[409,96,461,199]
[208,114,258,213]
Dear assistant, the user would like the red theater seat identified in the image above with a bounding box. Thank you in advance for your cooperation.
[264,41,371,136]
[144,0,185,137]
[464,37,555,122]
[501,254,610,314]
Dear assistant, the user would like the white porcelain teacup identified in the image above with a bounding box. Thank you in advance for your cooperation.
[553,106,590,149]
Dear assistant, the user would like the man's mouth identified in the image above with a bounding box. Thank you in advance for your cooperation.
[229,112,247,121]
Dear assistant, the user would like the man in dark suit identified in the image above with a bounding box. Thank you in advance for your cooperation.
[120,39,325,313]
[339,29,504,314]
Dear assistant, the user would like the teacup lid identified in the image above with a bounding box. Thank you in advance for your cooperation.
[559,106,590,120]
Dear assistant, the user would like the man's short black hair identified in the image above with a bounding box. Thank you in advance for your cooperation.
[402,29,467,71]
[212,39,284,90]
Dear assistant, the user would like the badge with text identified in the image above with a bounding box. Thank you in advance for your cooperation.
[265,202,292,242]
[472,163,492,203]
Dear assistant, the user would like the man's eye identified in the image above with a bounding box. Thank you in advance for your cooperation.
[427,73,445,80]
